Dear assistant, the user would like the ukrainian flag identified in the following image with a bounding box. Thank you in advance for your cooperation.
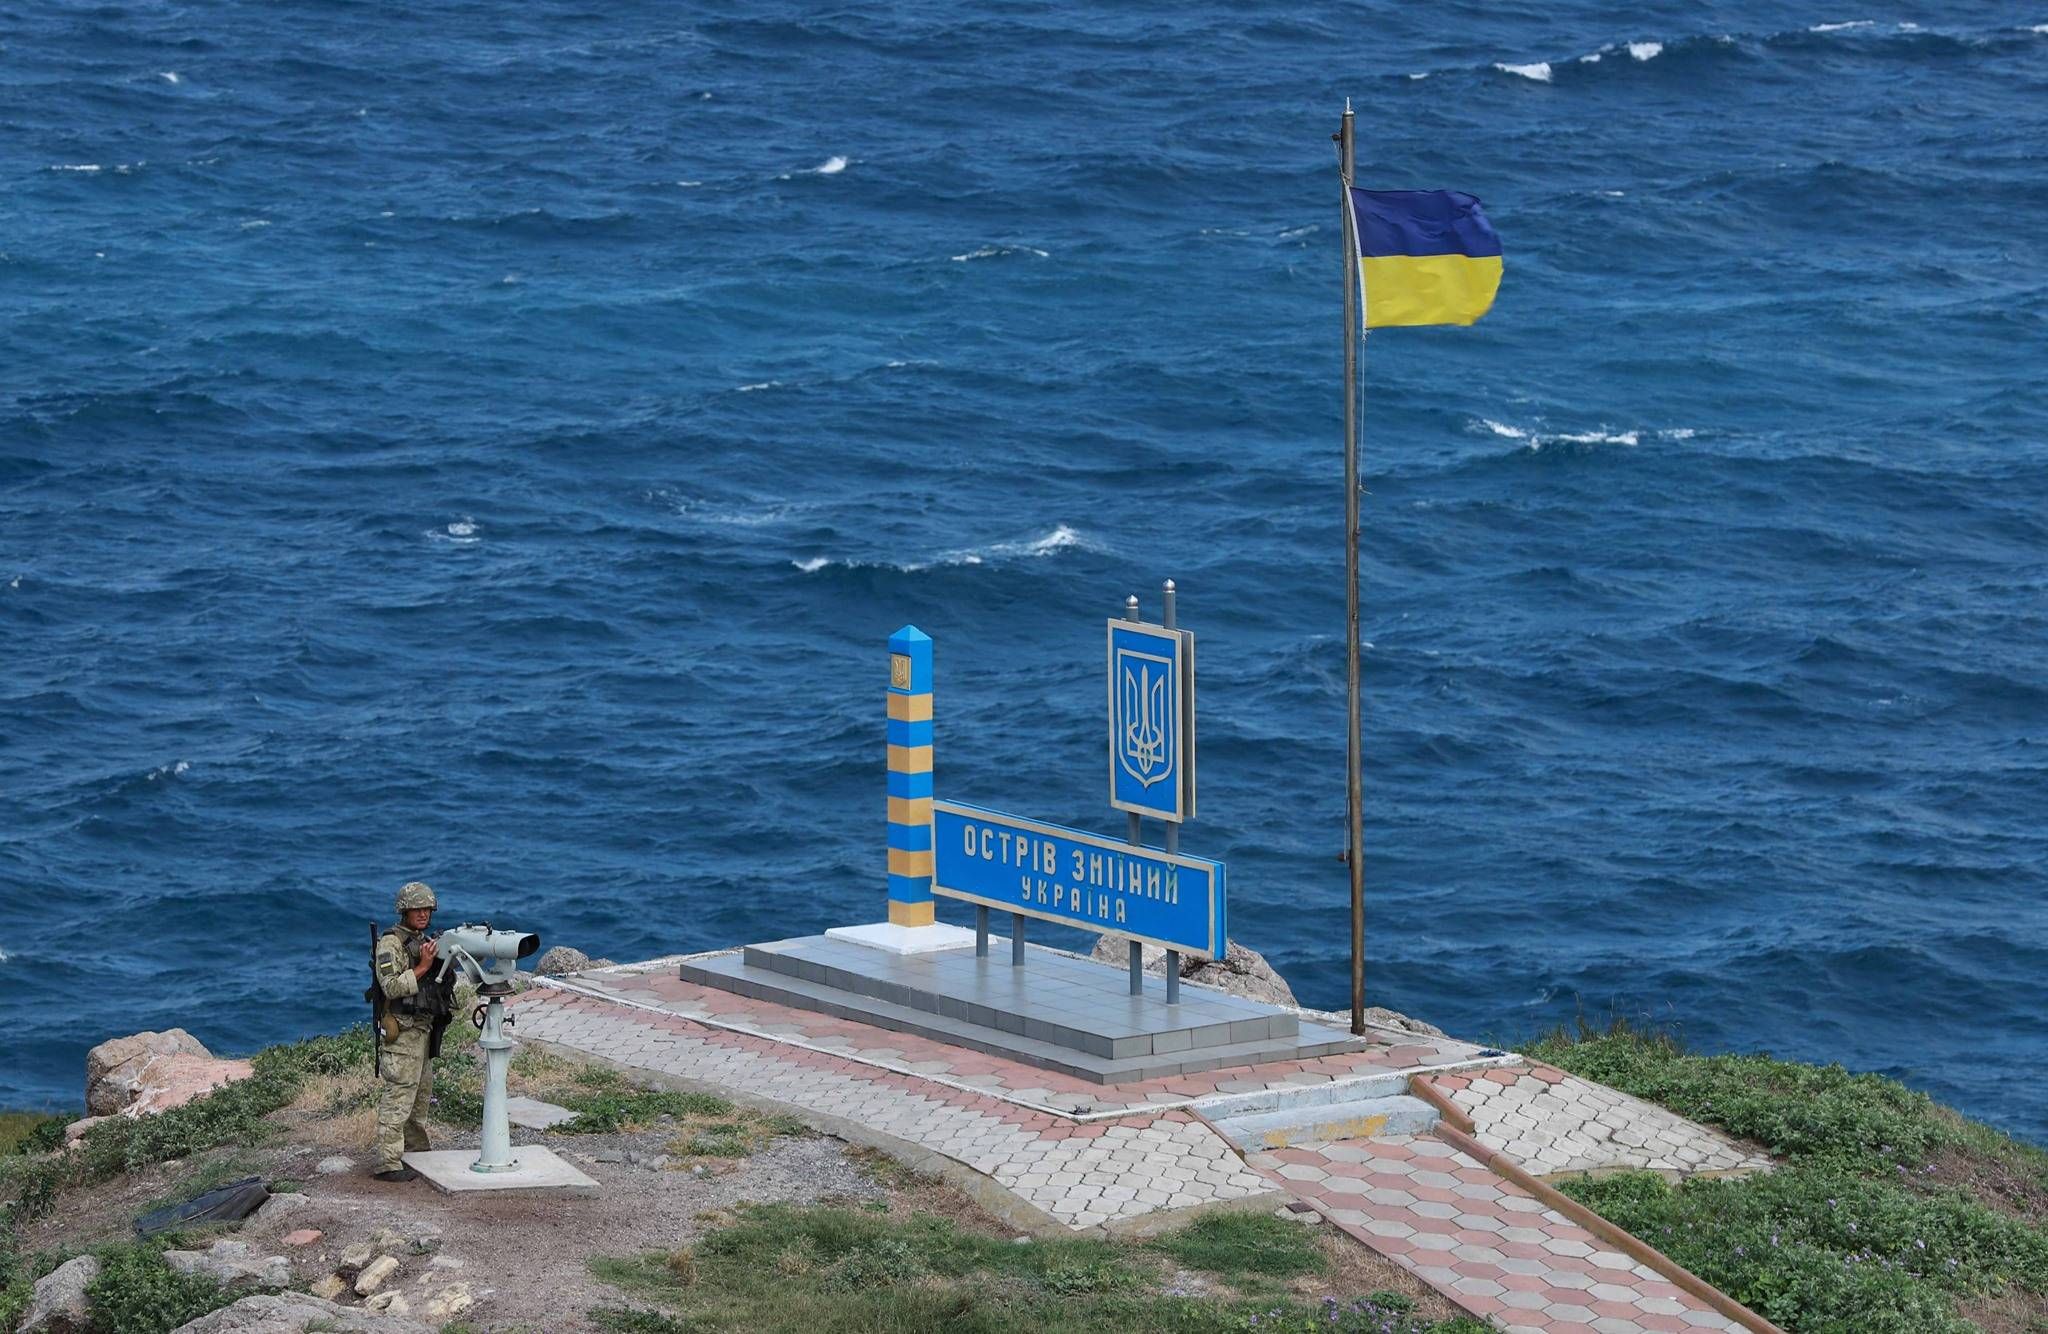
[1349,188,1501,328]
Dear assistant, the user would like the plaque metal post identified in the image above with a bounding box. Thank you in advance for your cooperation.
[1162,578,1181,1005]
[1123,593,1146,996]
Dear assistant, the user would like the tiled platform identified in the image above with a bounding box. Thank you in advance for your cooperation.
[681,935,1361,1082]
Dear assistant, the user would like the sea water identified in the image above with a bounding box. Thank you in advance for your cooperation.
[2,2,2044,1142]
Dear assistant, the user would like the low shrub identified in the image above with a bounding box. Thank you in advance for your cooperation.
[85,1242,236,1334]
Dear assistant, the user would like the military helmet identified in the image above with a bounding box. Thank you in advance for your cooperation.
[395,881,437,913]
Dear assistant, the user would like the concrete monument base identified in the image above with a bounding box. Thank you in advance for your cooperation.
[683,933,1364,1083]
[824,920,978,956]
[402,1146,598,1196]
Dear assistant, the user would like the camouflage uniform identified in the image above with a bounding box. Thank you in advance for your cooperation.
[372,882,452,1174]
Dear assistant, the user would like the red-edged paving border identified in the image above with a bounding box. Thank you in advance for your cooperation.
[1240,1134,1751,1333]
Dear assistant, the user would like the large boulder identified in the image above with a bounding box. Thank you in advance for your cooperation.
[169,1292,432,1334]
[534,946,589,976]
[161,1239,291,1292]
[17,1254,97,1334]
[1089,936,1298,1007]
[84,1029,252,1119]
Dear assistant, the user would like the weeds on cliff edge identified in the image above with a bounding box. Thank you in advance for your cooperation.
[588,1203,1476,1332]
[1535,1021,2048,1332]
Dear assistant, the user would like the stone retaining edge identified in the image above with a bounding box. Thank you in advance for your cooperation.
[1432,1123,1785,1334]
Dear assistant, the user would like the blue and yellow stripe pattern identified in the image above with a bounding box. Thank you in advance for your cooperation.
[886,625,935,927]
[1349,188,1501,329]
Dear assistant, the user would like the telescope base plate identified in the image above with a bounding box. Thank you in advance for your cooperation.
[402,1147,597,1197]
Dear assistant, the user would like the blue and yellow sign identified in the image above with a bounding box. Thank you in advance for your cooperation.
[1107,620,1194,823]
[932,800,1225,959]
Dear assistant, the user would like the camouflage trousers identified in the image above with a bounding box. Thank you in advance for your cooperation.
[374,1023,434,1172]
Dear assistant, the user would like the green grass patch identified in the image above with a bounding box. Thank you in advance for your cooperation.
[544,1066,737,1135]
[0,1114,67,1158]
[1535,1020,2048,1332]
[588,1203,1477,1333]
[1147,1212,1324,1288]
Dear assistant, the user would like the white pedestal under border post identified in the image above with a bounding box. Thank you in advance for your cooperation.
[825,920,978,956]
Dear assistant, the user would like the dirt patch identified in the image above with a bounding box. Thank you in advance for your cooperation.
[1918,1145,2048,1226]
[1954,1285,2048,1334]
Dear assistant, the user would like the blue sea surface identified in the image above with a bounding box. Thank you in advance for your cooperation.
[3,2,2045,1142]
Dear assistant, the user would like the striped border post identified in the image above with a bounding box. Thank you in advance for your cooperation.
[886,626,935,928]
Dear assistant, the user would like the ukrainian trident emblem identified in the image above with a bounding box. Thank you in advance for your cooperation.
[1115,648,1175,789]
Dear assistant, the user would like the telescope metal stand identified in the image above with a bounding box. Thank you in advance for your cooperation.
[401,983,598,1198]
[471,986,518,1173]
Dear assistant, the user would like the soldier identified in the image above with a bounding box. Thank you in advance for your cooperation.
[370,881,456,1182]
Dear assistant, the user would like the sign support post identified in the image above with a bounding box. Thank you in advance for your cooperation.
[1161,579,1181,1005]
[1123,593,1145,996]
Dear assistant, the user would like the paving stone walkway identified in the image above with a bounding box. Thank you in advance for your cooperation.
[1418,1064,1770,1179]
[1242,1135,1747,1333]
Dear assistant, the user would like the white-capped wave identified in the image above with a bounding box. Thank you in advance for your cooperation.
[1496,61,1553,82]
[1601,190,1626,197]
[241,219,271,229]
[949,244,1048,262]
[146,760,191,782]
[6,576,19,590]
[735,380,781,392]
[792,524,1095,574]
[160,71,181,84]
[1662,427,1697,440]
[662,492,801,527]
[428,517,481,545]
[51,164,103,173]
[776,154,850,180]
[1276,224,1320,240]
[1811,20,1875,32]
[2030,24,2048,34]
[1473,418,1652,450]
[1408,71,1430,80]
[1580,51,1604,62]
[1628,41,1663,60]
[676,180,703,187]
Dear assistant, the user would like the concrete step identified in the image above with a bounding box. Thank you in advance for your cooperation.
[1209,1094,1440,1151]
[678,950,1362,1086]
[1190,1070,1413,1119]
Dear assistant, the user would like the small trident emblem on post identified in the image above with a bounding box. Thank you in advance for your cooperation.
[1117,652,1173,787]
